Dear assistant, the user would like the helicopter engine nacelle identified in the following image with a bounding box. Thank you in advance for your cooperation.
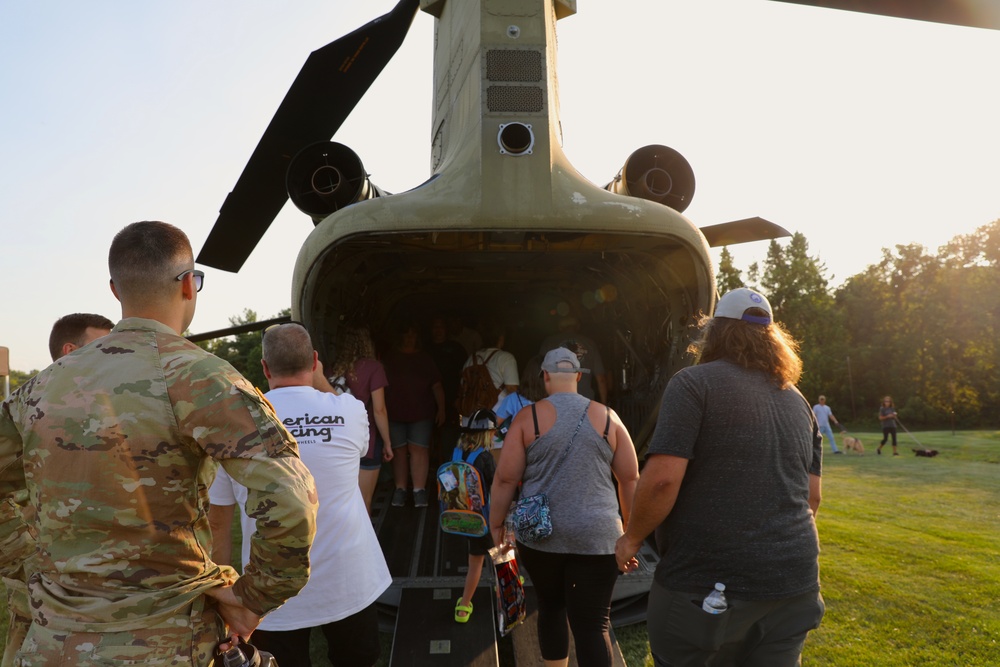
[287,141,386,223]
[604,144,695,213]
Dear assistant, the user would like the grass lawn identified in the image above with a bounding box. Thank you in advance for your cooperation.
[2,430,997,665]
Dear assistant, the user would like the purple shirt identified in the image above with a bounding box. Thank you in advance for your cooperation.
[347,358,388,450]
[383,350,442,422]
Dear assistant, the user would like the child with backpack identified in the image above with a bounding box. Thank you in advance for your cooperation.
[437,408,498,623]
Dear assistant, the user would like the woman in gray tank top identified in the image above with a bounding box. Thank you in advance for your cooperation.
[489,347,639,667]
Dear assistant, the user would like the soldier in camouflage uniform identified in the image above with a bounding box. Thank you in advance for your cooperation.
[46,313,115,363]
[0,221,318,666]
[0,313,113,667]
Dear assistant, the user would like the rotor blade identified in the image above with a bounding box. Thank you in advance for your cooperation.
[197,0,420,272]
[185,315,293,344]
[700,217,792,248]
[771,1,1000,30]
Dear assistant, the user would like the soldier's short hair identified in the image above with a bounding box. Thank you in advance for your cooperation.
[48,313,115,361]
[109,221,193,302]
[263,323,314,377]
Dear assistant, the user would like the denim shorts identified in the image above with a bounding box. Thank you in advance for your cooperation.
[360,431,384,471]
[390,418,434,449]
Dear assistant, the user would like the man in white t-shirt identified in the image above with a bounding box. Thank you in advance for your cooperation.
[209,323,391,666]
[812,395,842,455]
[463,319,519,413]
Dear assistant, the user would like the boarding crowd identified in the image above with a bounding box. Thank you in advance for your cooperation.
[0,220,827,667]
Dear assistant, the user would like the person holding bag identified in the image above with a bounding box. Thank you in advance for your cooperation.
[490,347,639,667]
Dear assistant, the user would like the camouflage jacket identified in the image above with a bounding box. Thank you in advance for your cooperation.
[0,317,317,632]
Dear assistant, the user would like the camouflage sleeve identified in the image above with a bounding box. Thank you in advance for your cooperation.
[172,352,297,461]
[169,353,318,615]
[0,400,34,579]
[221,454,317,615]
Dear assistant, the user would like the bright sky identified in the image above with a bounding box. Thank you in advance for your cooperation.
[2,1,998,373]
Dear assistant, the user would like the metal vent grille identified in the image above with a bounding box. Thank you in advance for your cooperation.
[486,49,543,82]
[487,86,544,113]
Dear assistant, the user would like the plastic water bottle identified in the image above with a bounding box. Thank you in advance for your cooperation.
[503,514,517,550]
[702,582,728,614]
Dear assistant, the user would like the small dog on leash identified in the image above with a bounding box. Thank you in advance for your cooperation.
[842,436,865,455]
[913,448,939,457]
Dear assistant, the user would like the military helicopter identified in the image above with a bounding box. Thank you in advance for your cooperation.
[191,0,997,645]
[195,0,793,453]
[194,0,1000,442]
[190,1,797,635]
[192,0,1000,440]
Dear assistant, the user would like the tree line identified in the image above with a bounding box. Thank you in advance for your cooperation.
[718,219,1000,430]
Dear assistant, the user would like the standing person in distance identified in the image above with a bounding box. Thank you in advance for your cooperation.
[0,221,317,665]
[47,312,115,361]
[383,321,446,508]
[812,395,843,455]
[427,315,468,463]
[463,318,519,414]
[490,347,639,667]
[878,396,899,456]
[538,315,609,403]
[327,326,394,515]
[616,287,824,667]
[210,323,390,667]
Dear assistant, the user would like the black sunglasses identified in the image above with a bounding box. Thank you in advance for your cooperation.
[175,269,205,292]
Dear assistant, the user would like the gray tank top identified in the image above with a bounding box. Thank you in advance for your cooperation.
[520,392,622,554]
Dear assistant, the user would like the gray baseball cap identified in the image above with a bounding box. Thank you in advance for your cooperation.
[540,346,590,374]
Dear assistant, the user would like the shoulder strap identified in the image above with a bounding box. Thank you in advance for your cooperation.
[465,447,483,465]
[573,402,592,442]
[483,349,499,365]
[527,400,591,476]
[452,446,464,462]
[549,402,592,475]
[603,405,611,442]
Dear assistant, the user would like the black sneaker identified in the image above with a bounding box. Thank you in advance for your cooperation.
[391,488,407,507]
[413,489,429,508]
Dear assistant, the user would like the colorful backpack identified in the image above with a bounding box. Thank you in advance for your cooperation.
[437,446,489,537]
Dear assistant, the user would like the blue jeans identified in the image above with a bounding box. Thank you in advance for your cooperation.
[818,423,839,452]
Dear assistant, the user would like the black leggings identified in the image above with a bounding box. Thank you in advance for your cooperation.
[250,601,380,667]
[881,427,897,447]
[516,544,620,667]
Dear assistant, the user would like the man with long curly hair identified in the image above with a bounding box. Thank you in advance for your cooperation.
[616,287,824,667]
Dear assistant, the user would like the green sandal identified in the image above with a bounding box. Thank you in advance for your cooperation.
[455,598,473,623]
